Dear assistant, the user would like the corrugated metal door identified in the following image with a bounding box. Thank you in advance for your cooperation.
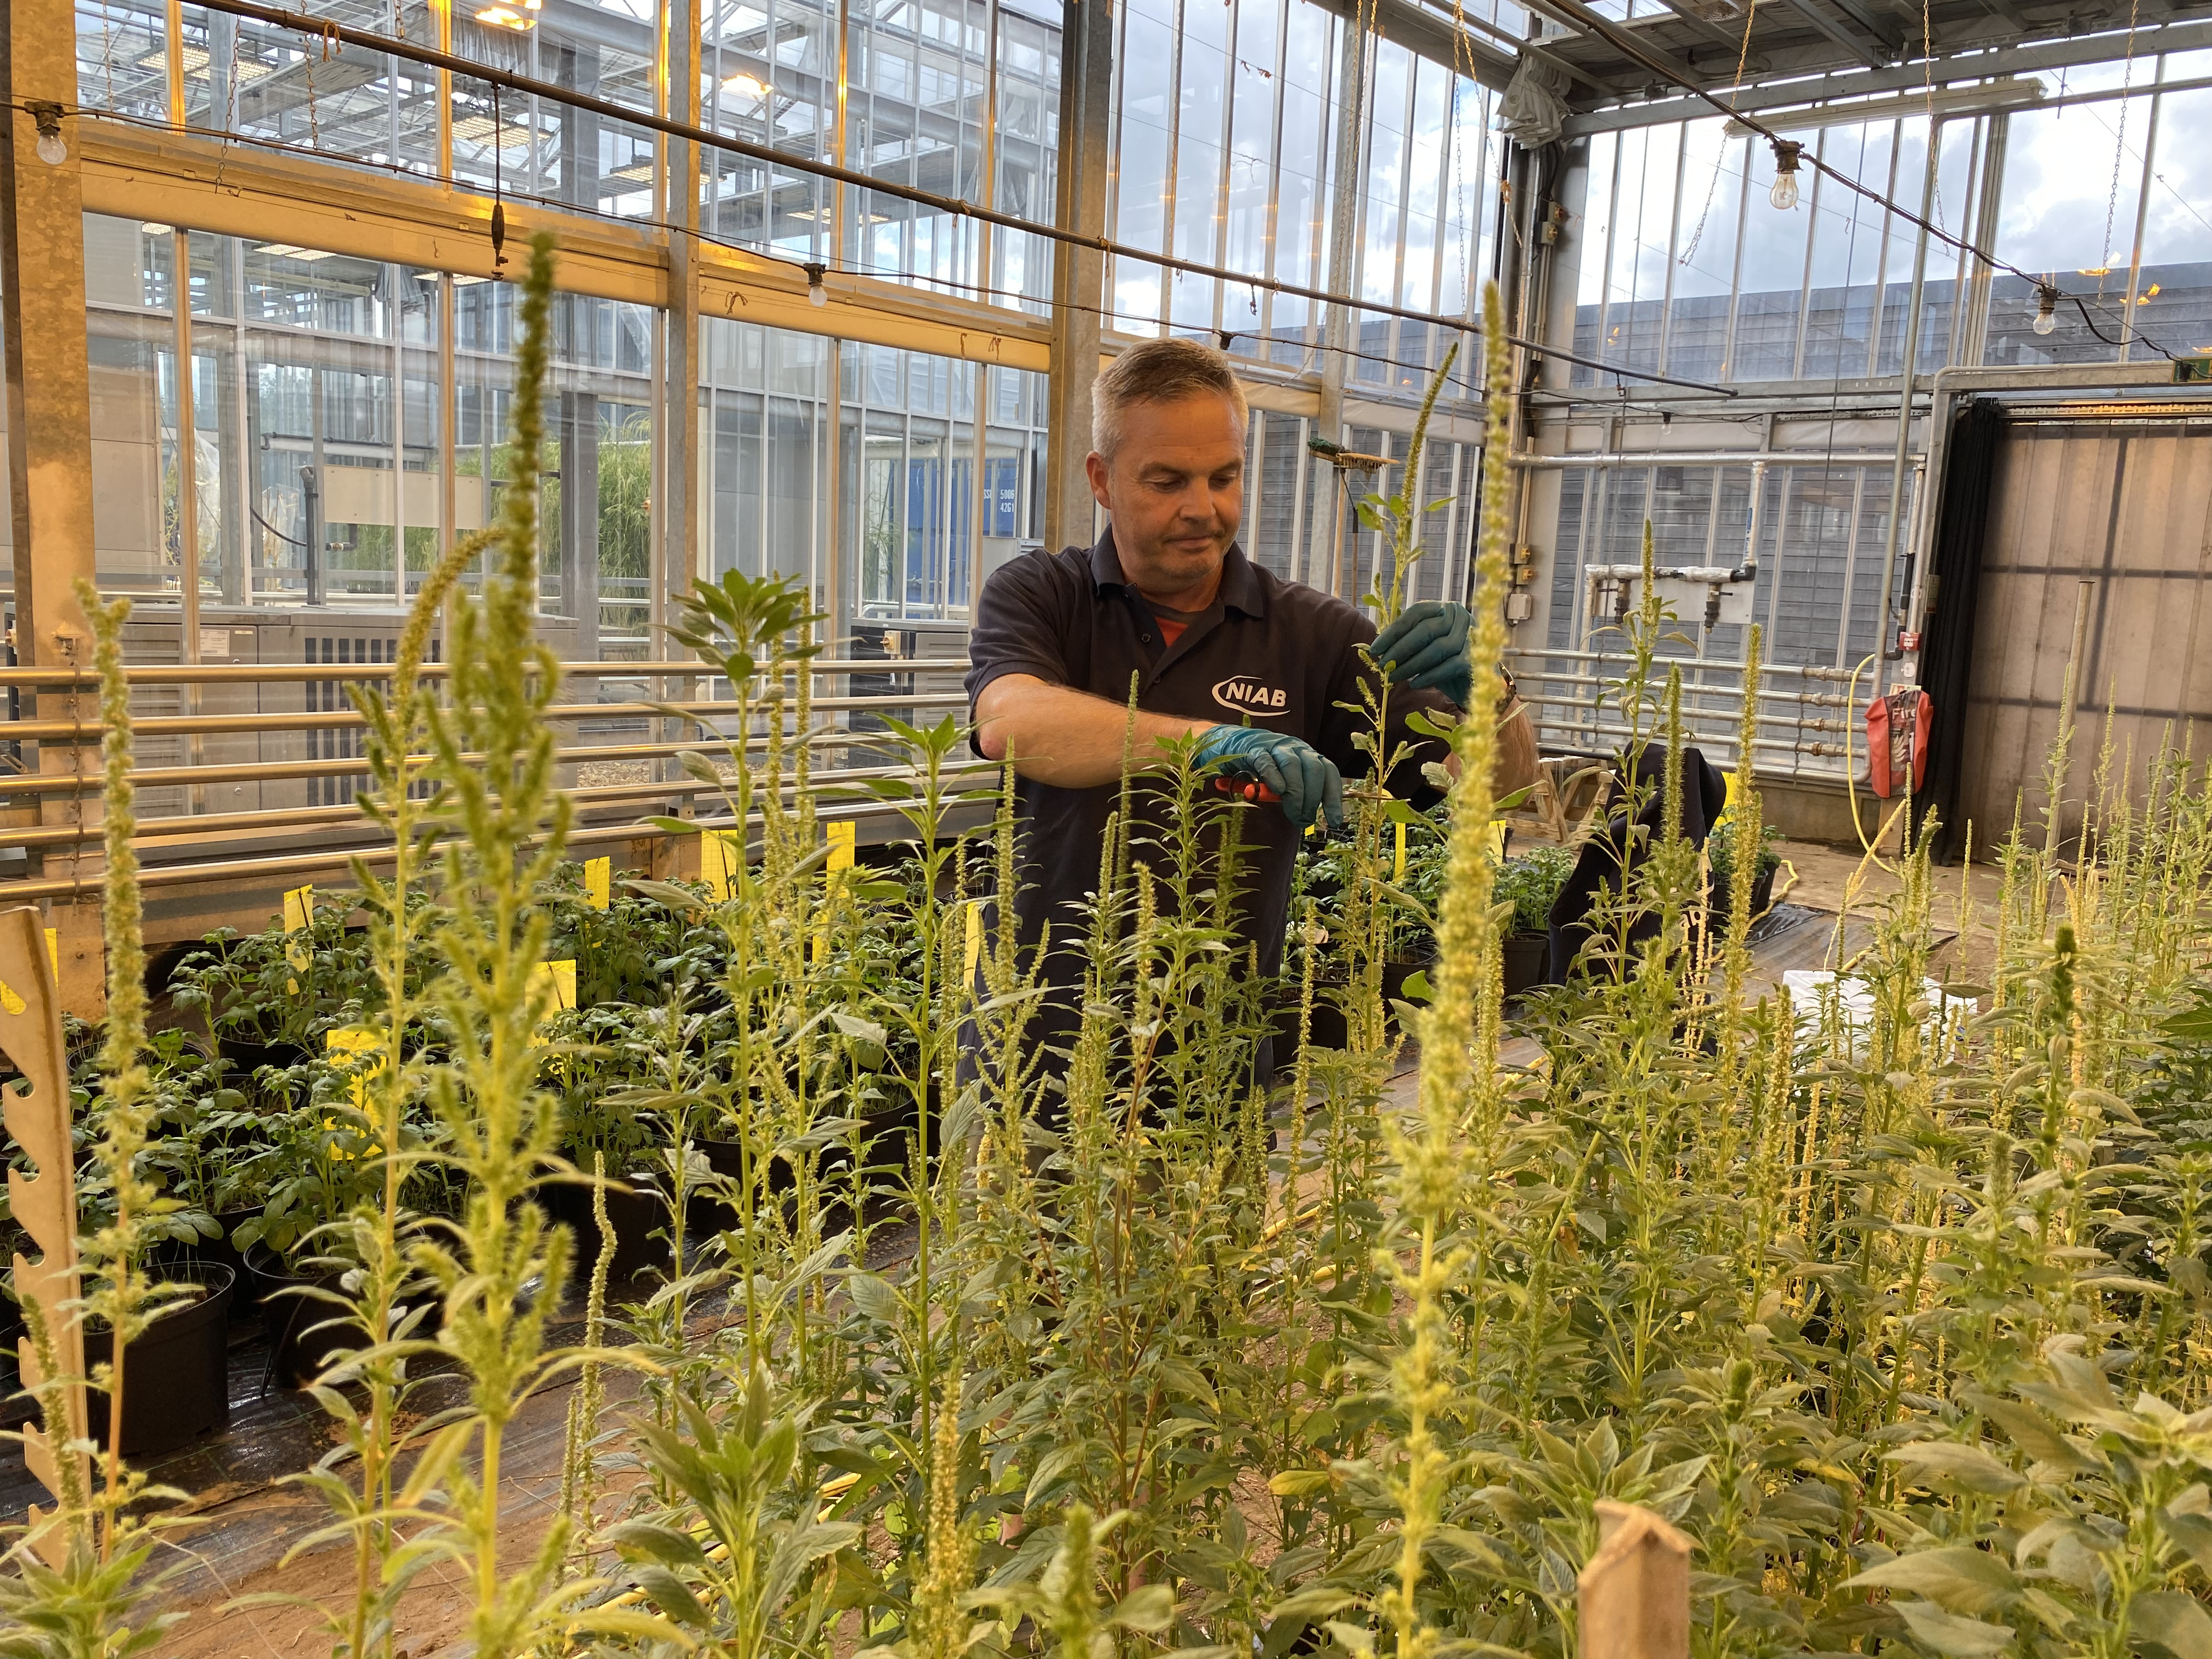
[1957,407,2212,851]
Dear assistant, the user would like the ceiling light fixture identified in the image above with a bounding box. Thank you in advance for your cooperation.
[258,242,338,262]
[475,4,534,29]
[1768,139,1802,211]
[2033,284,2059,336]
[804,262,828,307]
[27,102,66,166]
[722,71,769,100]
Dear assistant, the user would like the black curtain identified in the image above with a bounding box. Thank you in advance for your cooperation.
[1912,397,2005,865]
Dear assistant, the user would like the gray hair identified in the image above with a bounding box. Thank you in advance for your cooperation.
[1091,338,1250,461]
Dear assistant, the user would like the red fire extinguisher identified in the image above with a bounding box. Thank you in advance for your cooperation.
[1865,685,1932,799]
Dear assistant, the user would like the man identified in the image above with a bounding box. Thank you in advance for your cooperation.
[966,337,1524,1094]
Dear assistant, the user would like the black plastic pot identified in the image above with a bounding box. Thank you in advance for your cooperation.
[82,1265,234,1455]
[1503,933,1549,998]
[152,1207,263,1324]
[215,1037,312,1109]
[1274,964,1426,1053]
[545,1176,678,1290]
[1381,958,1430,1010]
[1706,862,1778,933]
[216,1036,312,1074]
[242,1243,387,1387]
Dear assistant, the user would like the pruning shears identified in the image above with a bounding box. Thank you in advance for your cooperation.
[1209,775,1279,805]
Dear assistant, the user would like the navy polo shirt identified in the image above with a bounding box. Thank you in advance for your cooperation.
[965,529,1453,1059]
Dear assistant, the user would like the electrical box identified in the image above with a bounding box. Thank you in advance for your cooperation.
[1632,575,1757,630]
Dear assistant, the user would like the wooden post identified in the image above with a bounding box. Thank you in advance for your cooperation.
[0,905,87,1561]
[1578,1500,1691,1659]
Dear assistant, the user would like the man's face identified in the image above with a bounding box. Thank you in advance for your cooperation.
[1085,392,1245,600]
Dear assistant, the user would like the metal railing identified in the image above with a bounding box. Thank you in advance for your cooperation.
[0,656,981,898]
[1506,645,1862,782]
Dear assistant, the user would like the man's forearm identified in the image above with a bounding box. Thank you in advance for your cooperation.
[973,675,1215,787]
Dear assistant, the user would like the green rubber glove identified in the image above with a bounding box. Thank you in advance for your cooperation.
[1370,600,1474,707]
[1193,725,1345,831]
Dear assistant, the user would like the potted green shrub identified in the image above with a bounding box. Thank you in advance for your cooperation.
[168,894,398,1086]
[543,997,692,1289]
[1492,843,1575,995]
[142,1034,281,1283]
[1705,818,1783,929]
[233,1049,424,1384]
[80,1262,235,1455]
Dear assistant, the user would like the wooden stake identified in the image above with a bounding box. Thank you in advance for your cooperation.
[1578,1500,1691,1659]
[0,905,87,1561]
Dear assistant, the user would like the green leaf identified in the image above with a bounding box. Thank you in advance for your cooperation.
[631,1565,712,1630]
[1884,1441,2030,1496]
[2135,1593,2212,1659]
[1271,1586,1361,1623]
[1025,1440,1088,1506]
[1842,1547,2017,1615]
[846,1273,903,1323]
[1965,1391,2100,1475]
[1105,1583,1175,1633]
[2164,1513,2212,1581]
[678,750,725,787]
[604,1521,709,1569]
[1323,1622,1377,1658]
[830,1011,889,1046]
[623,878,710,910]
[1894,1602,2017,1657]
[1268,1468,1334,1497]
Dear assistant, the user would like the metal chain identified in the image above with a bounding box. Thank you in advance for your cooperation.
[2098,0,2144,301]
[1678,0,1762,269]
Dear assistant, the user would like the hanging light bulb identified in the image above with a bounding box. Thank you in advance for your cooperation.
[2032,284,2059,336]
[804,262,828,308]
[1768,139,1802,211]
[29,103,66,166]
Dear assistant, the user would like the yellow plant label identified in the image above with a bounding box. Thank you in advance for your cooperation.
[528,960,577,1050]
[584,856,612,911]
[326,1025,387,1107]
[0,982,25,1017]
[324,1026,387,1156]
[964,899,984,978]
[813,823,856,964]
[702,830,742,900]
[537,960,577,1011]
[42,929,57,983]
[1394,821,1407,882]
[283,883,313,988]
[1713,768,1740,831]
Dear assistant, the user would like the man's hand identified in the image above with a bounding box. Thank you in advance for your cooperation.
[1371,601,1473,707]
[1194,726,1345,831]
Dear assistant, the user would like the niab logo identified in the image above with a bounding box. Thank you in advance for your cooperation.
[1211,676,1288,715]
